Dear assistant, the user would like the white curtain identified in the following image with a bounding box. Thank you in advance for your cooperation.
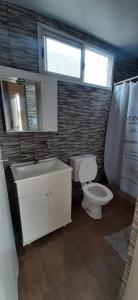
[104,81,138,198]
[104,82,130,185]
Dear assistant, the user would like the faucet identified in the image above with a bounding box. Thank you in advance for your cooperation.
[40,140,51,149]
[33,155,39,164]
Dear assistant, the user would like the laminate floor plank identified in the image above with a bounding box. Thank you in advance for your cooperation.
[18,188,134,300]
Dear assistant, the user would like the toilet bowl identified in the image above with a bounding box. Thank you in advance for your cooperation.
[79,157,113,219]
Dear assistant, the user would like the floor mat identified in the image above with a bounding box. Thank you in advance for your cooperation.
[104,225,132,260]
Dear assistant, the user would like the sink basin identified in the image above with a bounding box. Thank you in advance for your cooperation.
[11,158,72,182]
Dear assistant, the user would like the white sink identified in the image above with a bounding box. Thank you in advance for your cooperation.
[11,158,72,182]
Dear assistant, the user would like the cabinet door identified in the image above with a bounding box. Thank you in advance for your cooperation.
[49,185,72,231]
[19,191,49,245]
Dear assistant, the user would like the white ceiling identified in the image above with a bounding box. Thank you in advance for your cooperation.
[7,0,138,57]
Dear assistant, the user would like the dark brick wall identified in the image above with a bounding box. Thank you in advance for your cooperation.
[0,0,138,179]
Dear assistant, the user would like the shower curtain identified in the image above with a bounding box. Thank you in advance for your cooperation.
[104,81,138,198]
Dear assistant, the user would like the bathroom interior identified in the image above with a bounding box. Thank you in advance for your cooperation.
[0,0,138,299]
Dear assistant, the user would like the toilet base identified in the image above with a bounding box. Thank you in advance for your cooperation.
[81,198,102,220]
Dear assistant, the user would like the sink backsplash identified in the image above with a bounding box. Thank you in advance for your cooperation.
[0,81,112,180]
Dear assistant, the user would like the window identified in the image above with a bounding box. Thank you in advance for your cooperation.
[38,23,114,89]
[44,37,81,78]
[84,47,113,87]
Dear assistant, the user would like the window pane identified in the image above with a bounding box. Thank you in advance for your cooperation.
[45,37,81,78]
[84,49,111,87]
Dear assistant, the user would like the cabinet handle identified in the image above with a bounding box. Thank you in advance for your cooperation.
[45,193,49,196]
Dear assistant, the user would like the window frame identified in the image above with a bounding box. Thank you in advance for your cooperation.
[43,34,82,80]
[37,22,114,90]
[83,45,114,87]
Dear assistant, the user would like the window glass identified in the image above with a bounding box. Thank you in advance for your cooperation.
[44,37,81,78]
[84,48,111,87]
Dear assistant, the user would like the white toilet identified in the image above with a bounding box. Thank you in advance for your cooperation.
[70,155,113,220]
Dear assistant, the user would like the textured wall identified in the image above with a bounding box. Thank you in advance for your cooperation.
[118,198,138,300]
[0,1,138,180]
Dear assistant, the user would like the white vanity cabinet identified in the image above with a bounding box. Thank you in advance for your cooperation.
[49,186,72,231]
[13,159,72,246]
[19,191,50,245]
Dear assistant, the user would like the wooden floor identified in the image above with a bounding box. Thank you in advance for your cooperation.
[18,188,134,300]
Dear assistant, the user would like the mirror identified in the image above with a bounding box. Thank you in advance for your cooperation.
[1,80,40,132]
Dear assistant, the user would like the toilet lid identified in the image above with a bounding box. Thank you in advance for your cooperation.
[79,158,97,183]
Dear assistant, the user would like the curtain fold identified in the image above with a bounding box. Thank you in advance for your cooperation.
[120,82,138,198]
[104,82,130,185]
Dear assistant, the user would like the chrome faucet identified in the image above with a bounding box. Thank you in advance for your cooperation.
[33,155,39,164]
[40,140,51,149]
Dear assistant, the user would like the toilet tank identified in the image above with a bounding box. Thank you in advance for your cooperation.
[70,154,96,182]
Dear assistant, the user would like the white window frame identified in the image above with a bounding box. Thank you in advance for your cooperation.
[37,22,114,90]
[43,33,82,81]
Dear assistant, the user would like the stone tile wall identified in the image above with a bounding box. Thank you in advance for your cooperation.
[0,1,138,179]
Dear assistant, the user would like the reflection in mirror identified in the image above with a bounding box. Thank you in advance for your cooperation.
[1,80,40,132]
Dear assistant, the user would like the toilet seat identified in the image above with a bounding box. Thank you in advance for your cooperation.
[82,182,113,205]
